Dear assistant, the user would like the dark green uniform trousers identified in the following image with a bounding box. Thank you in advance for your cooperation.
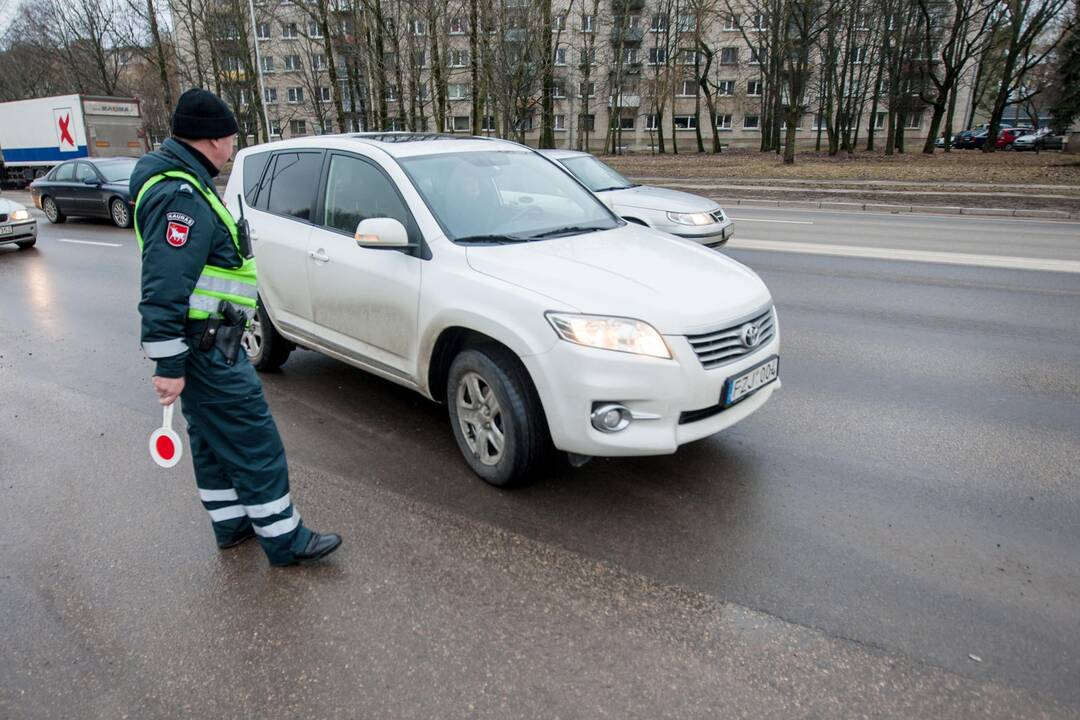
[179,332,311,565]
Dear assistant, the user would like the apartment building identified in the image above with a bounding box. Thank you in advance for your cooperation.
[171,0,969,151]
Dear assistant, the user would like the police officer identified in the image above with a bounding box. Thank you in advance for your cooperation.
[132,88,341,566]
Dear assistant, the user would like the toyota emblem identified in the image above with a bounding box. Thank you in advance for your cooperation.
[740,322,761,348]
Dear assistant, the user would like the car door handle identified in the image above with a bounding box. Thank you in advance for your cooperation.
[309,249,330,263]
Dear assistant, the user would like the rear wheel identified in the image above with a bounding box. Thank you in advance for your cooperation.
[42,196,65,224]
[1004,142,1014,150]
[110,198,131,228]
[447,346,550,487]
[244,301,292,371]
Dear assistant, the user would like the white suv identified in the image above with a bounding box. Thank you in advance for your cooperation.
[225,133,780,486]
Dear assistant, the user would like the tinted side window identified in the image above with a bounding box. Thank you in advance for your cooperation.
[265,152,322,221]
[323,154,412,236]
[76,163,98,182]
[54,162,75,181]
[243,151,272,206]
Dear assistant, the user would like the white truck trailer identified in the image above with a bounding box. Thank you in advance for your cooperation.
[0,94,148,187]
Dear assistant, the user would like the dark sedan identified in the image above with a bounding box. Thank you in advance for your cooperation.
[29,157,138,228]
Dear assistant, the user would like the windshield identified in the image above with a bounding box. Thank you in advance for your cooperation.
[558,155,635,192]
[397,150,620,242]
[99,160,137,183]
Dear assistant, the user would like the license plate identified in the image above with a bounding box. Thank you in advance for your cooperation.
[723,355,779,406]
[0,226,12,236]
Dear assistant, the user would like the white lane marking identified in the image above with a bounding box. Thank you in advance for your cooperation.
[57,238,123,247]
[727,238,1080,274]
[733,207,1080,225]
[727,217,814,224]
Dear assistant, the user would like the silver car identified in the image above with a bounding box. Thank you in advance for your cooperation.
[539,149,734,247]
[0,196,37,250]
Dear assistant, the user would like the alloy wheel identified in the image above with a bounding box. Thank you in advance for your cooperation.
[111,199,129,227]
[456,371,506,466]
[242,312,263,360]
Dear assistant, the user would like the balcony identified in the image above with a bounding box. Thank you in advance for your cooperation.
[610,26,645,45]
[609,94,641,108]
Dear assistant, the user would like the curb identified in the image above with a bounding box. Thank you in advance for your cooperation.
[712,197,1078,220]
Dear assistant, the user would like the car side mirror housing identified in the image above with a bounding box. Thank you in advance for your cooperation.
[355,217,411,249]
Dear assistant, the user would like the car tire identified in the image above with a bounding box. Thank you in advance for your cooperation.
[446,346,550,487]
[1004,143,1013,150]
[16,239,36,250]
[244,301,292,371]
[110,198,131,228]
[42,196,65,224]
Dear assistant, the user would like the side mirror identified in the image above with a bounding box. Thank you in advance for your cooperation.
[355,217,411,249]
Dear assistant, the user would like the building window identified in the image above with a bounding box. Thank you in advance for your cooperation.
[320,86,332,102]
[263,87,278,103]
[449,17,466,35]
[579,81,595,98]
[724,14,740,30]
[287,87,304,104]
[312,54,328,70]
[282,22,298,39]
[715,113,732,129]
[411,19,426,36]
[720,47,738,64]
[678,79,697,96]
[717,79,735,95]
[270,120,281,136]
[555,46,568,65]
[677,14,696,31]
[449,49,469,67]
[582,48,598,65]
[308,21,323,38]
[290,119,307,135]
[852,46,867,63]
[579,114,595,131]
[747,79,762,96]
[648,47,667,65]
[238,88,249,106]
[553,14,566,31]
[514,114,534,132]
[552,80,567,98]
[223,56,241,72]
[651,14,668,32]
[446,115,470,132]
[749,46,763,64]
[412,50,427,68]
[743,114,760,129]
[674,114,697,130]
[415,82,429,101]
[855,12,870,30]
[554,114,566,130]
[384,85,398,101]
[256,22,271,40]
[284,54,302,71]
[875,111,887,129]
[679,48,700,65]
[481,115,496,131]
[261,56,275,73]
[645,114,659,130]
[614,115,634,130]
[752,13,767,30]
[904,112,922,129]
[581,14,594,32]
[448,83,469,100]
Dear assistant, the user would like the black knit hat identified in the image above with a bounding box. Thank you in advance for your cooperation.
[171,88,239,139]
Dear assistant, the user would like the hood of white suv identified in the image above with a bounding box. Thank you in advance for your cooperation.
[465,224,770,334]
[605,184,721,214]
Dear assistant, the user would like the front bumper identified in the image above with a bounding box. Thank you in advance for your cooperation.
[665,218,735,247]
[523,330,779,457]
[0,219,37,245]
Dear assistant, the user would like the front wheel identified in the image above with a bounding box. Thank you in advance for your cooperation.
[1004,143,1013,150]
[42,196,65,224]
[447,346,550,487]
[244,301,292,371]
[110,198,131,228]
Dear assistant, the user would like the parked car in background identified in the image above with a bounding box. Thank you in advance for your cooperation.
[225,133,779,486]
[995,127,1034,150]
[29,157,137,227]
[952,130,979,149]
[1014,129,1065,151]
[0,196,37,249]
[538,149,734,248]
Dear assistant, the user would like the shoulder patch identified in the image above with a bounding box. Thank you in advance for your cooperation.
[166,211,196,227]
[165,217,191,247]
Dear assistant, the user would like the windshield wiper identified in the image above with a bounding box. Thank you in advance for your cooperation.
[524,225,605,240]
[592,185,632,192]
[455,234,529,244]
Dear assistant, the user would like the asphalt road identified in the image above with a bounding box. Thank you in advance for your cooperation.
[2,199,1078,718]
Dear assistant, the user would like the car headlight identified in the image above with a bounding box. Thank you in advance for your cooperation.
[10,209,30,221]
[546,313,671,359]
[666,211,715,226]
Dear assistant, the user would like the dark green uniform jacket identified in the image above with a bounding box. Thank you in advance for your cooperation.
[131,138,243,378]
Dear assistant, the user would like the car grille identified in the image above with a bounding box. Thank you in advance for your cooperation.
[686,306,775,370]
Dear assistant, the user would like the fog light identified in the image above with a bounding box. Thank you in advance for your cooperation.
[591,403,632,433]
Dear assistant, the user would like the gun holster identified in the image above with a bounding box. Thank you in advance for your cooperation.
[198,300,247,366]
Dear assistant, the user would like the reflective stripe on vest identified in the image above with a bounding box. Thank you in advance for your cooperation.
[134,170,258,320]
